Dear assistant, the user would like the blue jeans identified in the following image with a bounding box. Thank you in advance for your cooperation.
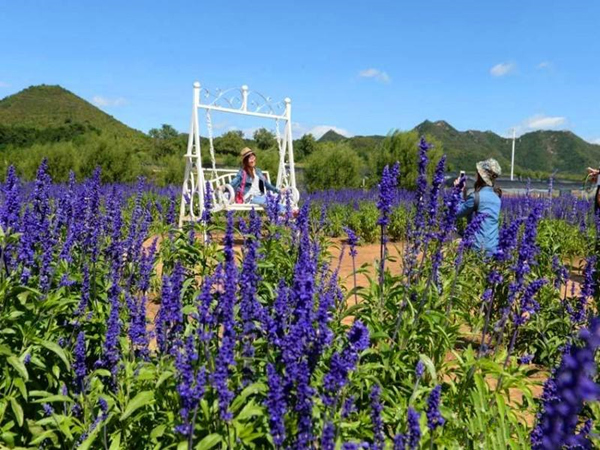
[250,195,286,213]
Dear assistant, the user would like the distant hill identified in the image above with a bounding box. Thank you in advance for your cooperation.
[318,129,346,143]
[0,85,148,150]
[413,120,600,175]
[2,84,599,179]
[315,121,600,177]
[0,85,141,135]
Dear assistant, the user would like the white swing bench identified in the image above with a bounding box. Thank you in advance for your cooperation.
[179,82,300,227]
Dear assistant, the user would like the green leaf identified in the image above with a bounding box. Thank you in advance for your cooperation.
[9,398,23,427]
[109,432,121,450]
[156,370,173,388]
[40,340,71,370]
[151,424,166,441]
[120,391,154,421]
[13,378,27,401]
[33,395,72,404]
[7,356,28,382]
[195,433,223,450]
[30,430,59,445]
[77,425,100,450]
[177,441,188,450]
[235,401,263,421]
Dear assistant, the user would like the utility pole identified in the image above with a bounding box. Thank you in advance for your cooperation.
[510,128,516,181]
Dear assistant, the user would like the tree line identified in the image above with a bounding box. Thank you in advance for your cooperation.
[0,123,444,190]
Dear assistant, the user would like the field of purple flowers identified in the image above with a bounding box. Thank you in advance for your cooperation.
[0,138,599,449]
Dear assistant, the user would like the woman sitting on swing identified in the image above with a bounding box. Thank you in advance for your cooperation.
[229,147,284,207]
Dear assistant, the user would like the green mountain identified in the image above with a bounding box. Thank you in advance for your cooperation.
[318,129,346,143]
[0,85,153,183]
[0,85,140,135]
[413,120,600,176]
[317,120,600,177]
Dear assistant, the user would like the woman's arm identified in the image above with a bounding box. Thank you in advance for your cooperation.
[258,169,280,193]
[229,169,243,190]
[456,194,475,219]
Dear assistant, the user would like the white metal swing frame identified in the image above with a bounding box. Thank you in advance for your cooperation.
[179,81,299,228]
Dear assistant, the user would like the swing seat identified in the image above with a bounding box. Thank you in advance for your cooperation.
[206,169,299,213]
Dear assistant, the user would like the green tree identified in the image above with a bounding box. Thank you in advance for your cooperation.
[295,133,317,160]
[148,124,179,140]
[372,130,444,190]
[304,142,363,192]
[214,130,245,156]
[253,128,276,150]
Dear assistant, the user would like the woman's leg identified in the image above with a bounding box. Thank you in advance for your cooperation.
[250,195,267,206]
[251,195,288,214]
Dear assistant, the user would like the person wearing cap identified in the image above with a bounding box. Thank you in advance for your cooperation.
[454,158,502,256]
[586,167,600,214]
[229,147,283,207]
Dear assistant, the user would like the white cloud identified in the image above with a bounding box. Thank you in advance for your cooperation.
[92,95,127,107]
[0,81,9,88]
[589,138,600,145]
[510,114,568,136]
[537,61,552,70]
[490,62,516,77]
[525,114,566,129]
[358,68,391,83]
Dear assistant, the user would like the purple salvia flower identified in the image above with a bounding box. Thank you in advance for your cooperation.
[415,360,425,380]
[265,192,282,225]
[239,209,264,364]
[175,335,206,439]
[265,364,287,448]
[74,330,87,393]
[0,165,21,231]
[166,189,176,225]
[75,265,90,319]
[97,269,122,382]
[294,361,315,448]
[494,218,523,262]
[345,227,360,305]
[551,255,568,291]
[211,212,237,421]
[426,385,445,431]
[407,407,421,450]
[376,162,400,228]
[155,263,185,354]
[370,385,384,450]
[571,256,596,324]
[513,279,547,327]
[321,422,335,450]
[393,434,407,450]
[201,181,213,225]
[409,137,433,253]
[531,318,600,449]
[377,162,400,284]
[426,155,446,231]
[519,354,534,365]
[43,403,54,416]
[342,396,356,418]
[323,321,369,405]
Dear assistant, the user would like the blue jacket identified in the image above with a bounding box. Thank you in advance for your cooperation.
[230,168,279,197]
[456,186,501,256]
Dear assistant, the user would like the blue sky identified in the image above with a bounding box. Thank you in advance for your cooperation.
[1,1,599,143]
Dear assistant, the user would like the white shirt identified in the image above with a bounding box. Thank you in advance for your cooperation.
[244,174,261,201]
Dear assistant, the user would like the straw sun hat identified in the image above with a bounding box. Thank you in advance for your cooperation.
[240,147,255,161]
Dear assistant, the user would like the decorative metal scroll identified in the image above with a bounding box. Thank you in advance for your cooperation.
[199,86,286,116]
